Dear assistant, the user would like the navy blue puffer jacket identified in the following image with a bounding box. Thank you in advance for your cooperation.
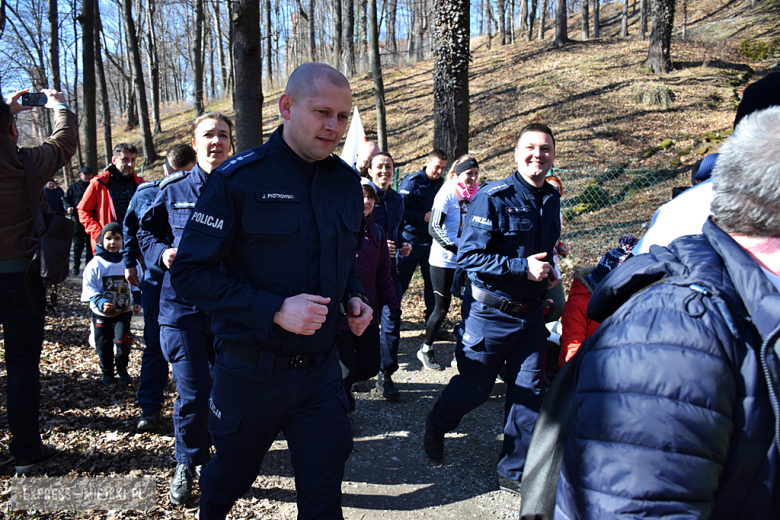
[554,218,780,520]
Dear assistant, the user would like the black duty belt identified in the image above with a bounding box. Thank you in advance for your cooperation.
[221,340,319,371]
[471,285,535,315]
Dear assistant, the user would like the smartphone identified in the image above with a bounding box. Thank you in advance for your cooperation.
[20,92,48,106]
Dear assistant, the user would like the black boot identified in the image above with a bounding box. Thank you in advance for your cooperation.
[376,371,400,401]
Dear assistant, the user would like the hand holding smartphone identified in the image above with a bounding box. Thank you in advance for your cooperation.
[20,92,48,106]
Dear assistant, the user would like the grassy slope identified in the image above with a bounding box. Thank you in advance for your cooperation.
[107,0,779,184]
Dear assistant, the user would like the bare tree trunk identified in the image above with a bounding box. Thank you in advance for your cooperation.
[620,0,629,37]
[581,0,589,38]
[486,0,493,49]
[640,0,647,38]
[227,0,236,109]
[192,0,204,113]
[508,0,515,43]
[368,0,387,150]
[644,0,675,73]
[416,0,427,60]
[593,0,599,38]
[387,0,397,62]
[78,0,97,173]
[433,0,469,163]
[145,0,162,134]
[359,0,367,67]
[233,0,264,152]
[94,4,112,164]
[49,0,60,90]
[520,0,528,35]
[309,0,317,61]
[497,0,506,45]
[681,0,687,40]
[527,0,537,40]
[345,0,355,74]
[538,0,546,40]
[122,0,158,163]
[210,0,228,92]
[334,0,342,72]
[552,0,569,46]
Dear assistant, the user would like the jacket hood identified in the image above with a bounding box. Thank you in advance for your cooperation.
[587,218,780,334]
[95,223,124,262]
[573,265,597,294]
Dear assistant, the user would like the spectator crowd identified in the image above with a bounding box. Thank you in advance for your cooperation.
[0,65,778,520]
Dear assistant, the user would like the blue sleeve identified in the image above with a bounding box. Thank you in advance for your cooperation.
[122,193,141,269]
[169,173,286,342]
[90,294,109,311]
[457,193,528,280]
[138,189,172,270]
[400,176,427,226]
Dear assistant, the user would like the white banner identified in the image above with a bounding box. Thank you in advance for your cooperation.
[340,106,366,170]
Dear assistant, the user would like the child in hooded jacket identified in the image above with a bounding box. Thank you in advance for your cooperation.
[81,222,141,386]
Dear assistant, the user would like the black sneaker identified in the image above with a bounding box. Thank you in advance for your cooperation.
[14,443,59,475]
[376,371,400,401]
[169,463,194,505]
[102,373,117,386]
[498,476,522,495]
[417,347,442,371]
[136,413,159,432]
[423,419,445,461]
[71,267,79,276]
[117,370,133,387]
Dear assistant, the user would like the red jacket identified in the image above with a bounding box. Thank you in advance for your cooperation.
[77,168,144,252]
[559,276,601,366]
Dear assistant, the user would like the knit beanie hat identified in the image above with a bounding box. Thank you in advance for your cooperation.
[586,235,640,289]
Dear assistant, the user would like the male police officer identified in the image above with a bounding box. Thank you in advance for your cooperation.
[424,123,561,493]
[397,150,447,328]
[170,63,371,520]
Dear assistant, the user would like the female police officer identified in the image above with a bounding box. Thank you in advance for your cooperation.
[138,112,234,504]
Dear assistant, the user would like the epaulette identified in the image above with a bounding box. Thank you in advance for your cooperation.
[137,179,162,191]
[159,170,190,189]
[485,182,511,196]
[218,149,264,177]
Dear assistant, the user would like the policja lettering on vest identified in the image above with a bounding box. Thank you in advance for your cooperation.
[191,212,224,230]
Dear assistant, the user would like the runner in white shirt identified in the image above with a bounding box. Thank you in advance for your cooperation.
[417,155,480,371]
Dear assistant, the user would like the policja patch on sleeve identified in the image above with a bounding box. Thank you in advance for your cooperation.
[188,208,233,238]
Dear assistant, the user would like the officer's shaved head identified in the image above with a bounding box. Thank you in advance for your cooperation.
[285,62,351,102]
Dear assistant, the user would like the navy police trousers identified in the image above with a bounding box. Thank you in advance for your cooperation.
[428,289,548,481]
[199,345,353,520]
[379,260,403,374]
[136,282,168,417]
[160,325,214,467]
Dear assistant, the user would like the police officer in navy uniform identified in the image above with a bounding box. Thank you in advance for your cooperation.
[423,123,561,492]
[397,150,447,327]
[169,62,372,520]
[138,113,234,504]
[124,144,196,432]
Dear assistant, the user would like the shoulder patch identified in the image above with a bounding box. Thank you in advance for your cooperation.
[486,182,510,196]
[218,149,264,177]
[159,171,190,189]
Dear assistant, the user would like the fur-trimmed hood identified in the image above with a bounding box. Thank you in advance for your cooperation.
[573,265,597,294]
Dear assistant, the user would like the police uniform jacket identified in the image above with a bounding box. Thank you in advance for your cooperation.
[366,179,405,248]
[169,127,366,356]
[122,180,164,286]
[138,165,211,331]
[458,171,561,304]
[398,168,444,244]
